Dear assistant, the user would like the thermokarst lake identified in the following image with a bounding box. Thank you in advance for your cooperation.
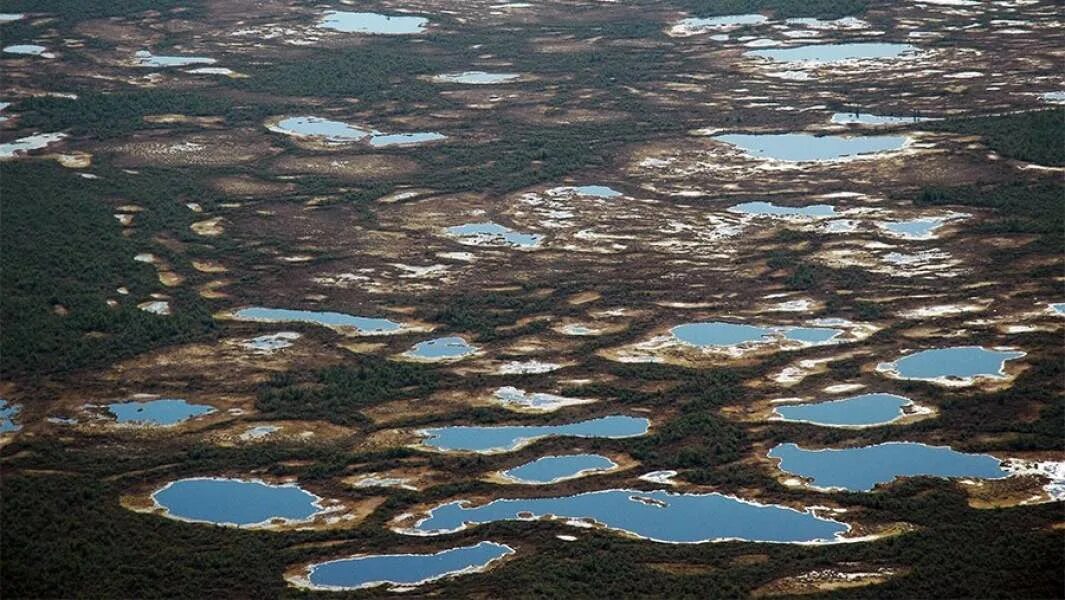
[300,542,514,591]
[772,393,921,427]
[672,321,843,347]
[500,454,618,484]
[417,415,650,453]
[151,478,323,527]
[714,133,909,161]
[319,11,428,34]
[769,442,1009,492]
[229,307,404,334]
[100,398,215,427]
[878,346,1025,384]
[746,42,919,64]
[402,489,851,544]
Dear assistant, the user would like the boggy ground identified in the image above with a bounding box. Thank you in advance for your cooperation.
[0,0,1062,598]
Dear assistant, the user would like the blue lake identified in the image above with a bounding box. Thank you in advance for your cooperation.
[1051,303,1065,315]
[502,454,617,484]
[434,71,521,84]
[418,415,650,453]
[370,132,446,147]
[447,222,543,248]
[831,112,930,126]
[571,185,622,198]
[769,442,1008,492]
[747,43,918,63]
[106,398,215,426]
[774,393,913,427]
[409,489,849,543]
[320,11,428,34]
[671,322,842,347]
[0,399,21,433]
[406,336,475,360]
[273,116,370,141]
[729,201,835,218]
[307,542,513,590]
[232,307,402,334]
[714,133,908,161]
[883,346,1024,381]
[153,478,322,526]
[883,217,946,239]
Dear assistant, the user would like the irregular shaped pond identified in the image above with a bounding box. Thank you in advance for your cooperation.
[405,336,475,360]
[106,398,215,426]
[407,489,849,543]
[231,307,402,334]
[672,321,842,348]
[320,11,428,34]
[0,399,21,433]
[729,201,836,218]
[0,132,66,158]
[433,71,521,84]
[270,116,370,142]
[369,131,446,147]
[773,393,915,427]
[878,346,1024,383]
[714,133,908,162]
[747,43,918,64]
[305,542,513,591]
[153,477,323,527]
[133,50,216,67]
[493,386,593,412]
[769,442,1008,492]
[570,185,622,198]
[678,14,769,30]
[4,44,47,56]
[880,217,947,239]
[447,222,543,248]
[502,454,617,484]
[418,415,649,453]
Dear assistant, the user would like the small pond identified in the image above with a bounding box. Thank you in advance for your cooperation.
[153,477,323,527]
[320,11,428,34]
[678,14,769,30]
[0,132,66,158]
[105,398,215,426]
[405,336,475,360]
[4,44,46,56]
[447,222,543,248]
[1,399,21,433]
[418,415,649,453]
[880,217,947,239]
[231,307,403,334]
[502,454,617,484]
[769,442,1008,492]
[729,201,836,218]
[747,42,918,63]
[134,50,216,67]
[433,71,521,84]
[493,387,593,412]
[714,133,908,161]
[271,116,370,142]
[407,488,849,543]
[306,542,513,591]
[369,132,446,147]
[879,346,1024,382]
[773,393,915,427]
[831,112,929,126]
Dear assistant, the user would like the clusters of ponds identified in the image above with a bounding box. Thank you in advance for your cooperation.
[417,415,649,453]
[773,393,916,428]
[714,133,909,162]
[747,43,918,64]
[270,116,445,147]
[406,489,849,543]
[231,307,403,334]
[0,132,66,159]
[432,71,521,84]
[446,222,543,248]
[0,399,21,433]
[319,11,428,35]
[879,346,1025,383]
[404,336,475,361]
[104,398,215,427]
[305,542,513,591]
[501,454,617,484]
[769,442,1008,492]
[672,321,843,348]
[153,478,323,527]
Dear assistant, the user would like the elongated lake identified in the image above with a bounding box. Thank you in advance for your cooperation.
[405,336,475,360]
[747,43,918,63]
[153,477,322,527]
[714,133,908,161]
[407,488,849,543]
[502,454,617,484]
[879,346,1024,382]
[231,307,402,334]
[769,442,1008,492]
[672,321,842,347]
[106,398,215,426]
[773,393,914,427]
[306,542,513,591]
[320,11,428,34]
[418,415,649,453]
